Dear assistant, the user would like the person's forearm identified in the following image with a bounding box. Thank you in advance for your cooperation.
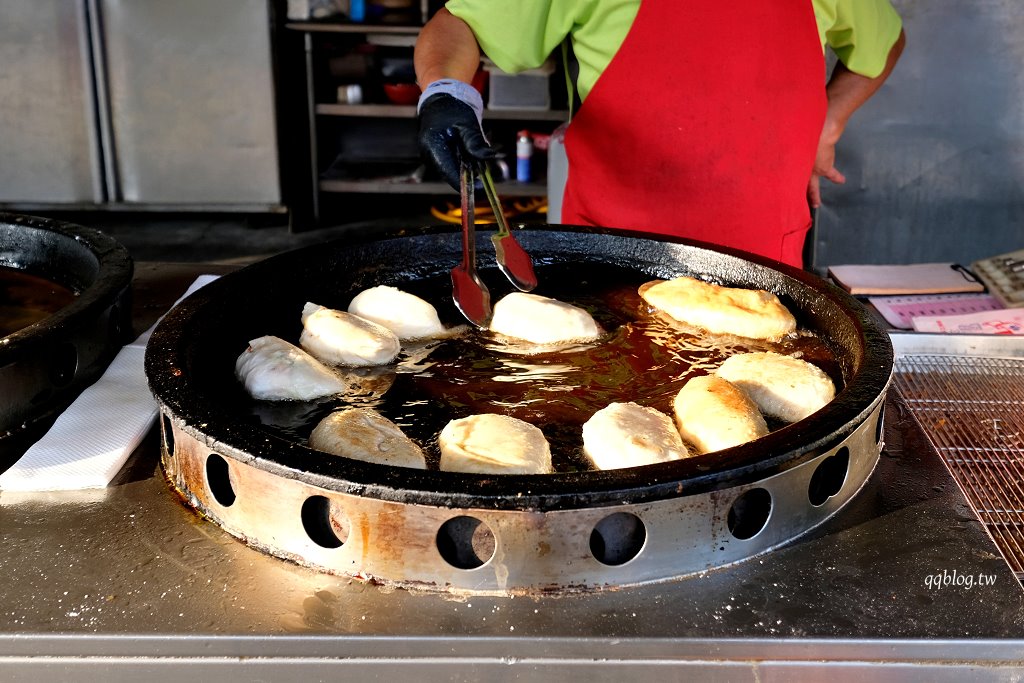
[415,8,481,87]
[807,29,905,207]
[821,29,906,145]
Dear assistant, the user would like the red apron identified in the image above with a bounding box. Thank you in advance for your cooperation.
[561,1,826,267]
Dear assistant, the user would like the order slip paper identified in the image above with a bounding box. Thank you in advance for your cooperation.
[912,308,1024,334]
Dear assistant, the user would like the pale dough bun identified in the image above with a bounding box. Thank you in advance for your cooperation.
[348,285,446,340]
[235,335,347,401]
[489,292,602,345]
[300,302,400,367]
[309,407,426,469]
[716,351,836,423]
[640,276,796,341]
[439,413,553,474]
[673,375,769,454]
[582,402,690,470]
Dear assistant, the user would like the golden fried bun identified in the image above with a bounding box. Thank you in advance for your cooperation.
[640,276,796,341]
[716,351,835,423]
[309,407,426,469]
[489,292,602,345]
[439,413,553,474]
[300,302,400,367]
[583,402,690,470]
[673,375,769,453]
[348,285,446,340]
[235,335,347,401]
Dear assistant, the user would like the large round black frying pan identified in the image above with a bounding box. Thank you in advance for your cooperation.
[0,213,132,465]
[146,224,892,511]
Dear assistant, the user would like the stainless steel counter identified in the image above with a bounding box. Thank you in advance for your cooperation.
[2,263,1024,680]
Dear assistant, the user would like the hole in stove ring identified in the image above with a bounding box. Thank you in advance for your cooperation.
[206,453,236,507]
[161,413,175,457]
[108,303,122,344]
[48,341,79,388]
[875,404,886,446]
[590,512,646,566]
[808,446,851,507]
[727,488,772,540]
[301,495,348,549]
[436,516,496,570]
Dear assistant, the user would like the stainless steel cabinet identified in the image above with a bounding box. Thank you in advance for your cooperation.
[0,0,103,204]
[0,0,282,210]
[99,0,281,206]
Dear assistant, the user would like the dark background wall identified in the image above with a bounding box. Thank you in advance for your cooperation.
[812,0,1024,271]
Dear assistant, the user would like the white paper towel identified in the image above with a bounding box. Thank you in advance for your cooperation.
[0,274,219,491]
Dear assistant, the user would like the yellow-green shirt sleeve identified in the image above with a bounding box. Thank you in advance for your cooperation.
[813,0,903,78]
[445,0,573,74]
[444,0,637,102]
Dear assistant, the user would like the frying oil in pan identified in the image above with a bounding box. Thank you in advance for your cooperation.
[0,266,77,338]
[253,262,842,472]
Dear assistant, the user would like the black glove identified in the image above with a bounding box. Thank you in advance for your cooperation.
[417,84,495,190]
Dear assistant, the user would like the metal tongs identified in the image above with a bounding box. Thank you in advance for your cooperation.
[450,160,538,327]
[451,160,492,327]
[479,163,538,293]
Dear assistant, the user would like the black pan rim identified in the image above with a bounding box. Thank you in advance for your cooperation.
[147,224,893,511]
[0,211,133,360]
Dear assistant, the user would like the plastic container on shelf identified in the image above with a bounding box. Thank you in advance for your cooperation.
[482,58,554,111]
[337,84,364,104]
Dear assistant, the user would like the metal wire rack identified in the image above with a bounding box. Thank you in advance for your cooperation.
[895,354,1024,578]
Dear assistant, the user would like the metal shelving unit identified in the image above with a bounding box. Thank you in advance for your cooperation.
[286,19,566,225]
[319,178,547,195]
[285,21,421,34]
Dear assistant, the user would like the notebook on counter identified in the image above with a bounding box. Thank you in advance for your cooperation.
[868,293,1004,330]
[827,262,985,296]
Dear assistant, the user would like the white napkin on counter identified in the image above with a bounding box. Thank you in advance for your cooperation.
[0,275,219,492]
